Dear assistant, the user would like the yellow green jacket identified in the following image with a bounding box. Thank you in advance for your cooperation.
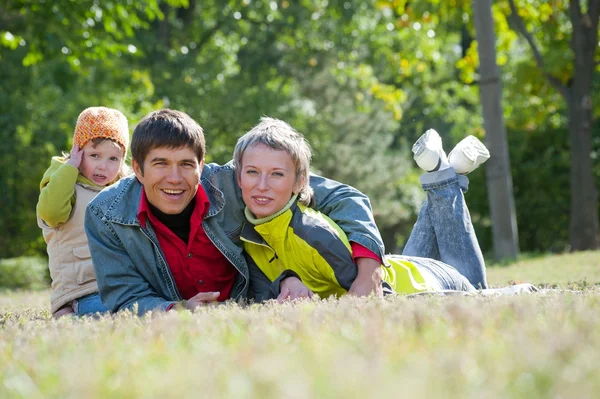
[241,200,440,298]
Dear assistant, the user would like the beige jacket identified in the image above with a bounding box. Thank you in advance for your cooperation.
[39,183,102,313]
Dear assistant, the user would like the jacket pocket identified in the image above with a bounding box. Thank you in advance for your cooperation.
[73,245,96,284]
[73,244,91,260]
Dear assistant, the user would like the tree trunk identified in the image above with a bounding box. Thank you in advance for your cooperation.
[472,0,520,260]
[567,94,598,250]
[566,1,599,250]
[506,0,600,250]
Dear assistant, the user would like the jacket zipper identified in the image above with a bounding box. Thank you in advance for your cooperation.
[240,236,278,260]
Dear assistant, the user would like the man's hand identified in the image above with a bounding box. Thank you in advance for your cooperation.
[184,291,220,310]
[66,144,84,169]
[278,277,313,303]
[348,258,383,298]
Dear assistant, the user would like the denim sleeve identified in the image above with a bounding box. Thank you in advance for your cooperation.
[309,173,385,259]
[85,205,176,315]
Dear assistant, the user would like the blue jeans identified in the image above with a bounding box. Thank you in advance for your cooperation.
[73,292,109,316]
[402,168,488,290]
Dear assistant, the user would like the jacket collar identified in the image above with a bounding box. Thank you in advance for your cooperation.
[101,173,227,226]
[240,202,299,245]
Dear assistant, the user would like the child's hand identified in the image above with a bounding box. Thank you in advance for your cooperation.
[53,305,75,318]
[66,144,84,168]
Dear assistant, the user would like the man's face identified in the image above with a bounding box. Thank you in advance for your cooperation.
[133,146,203,215]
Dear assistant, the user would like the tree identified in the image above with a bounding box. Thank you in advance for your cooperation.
[506,0,600,251]
[472,0,520,259]
[0,1,172,258]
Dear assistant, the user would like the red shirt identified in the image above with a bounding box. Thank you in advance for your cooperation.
[138,187,237,302]
[351,243,381,263]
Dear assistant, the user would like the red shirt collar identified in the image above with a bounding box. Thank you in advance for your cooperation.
[137,185,211,227]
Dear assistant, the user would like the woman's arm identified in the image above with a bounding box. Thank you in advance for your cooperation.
[309,173,385,259]
[309,174,385,296]
[246,254,308,302]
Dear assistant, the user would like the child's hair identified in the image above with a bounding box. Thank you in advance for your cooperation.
[234,117,313,205]
[130,109,206,173]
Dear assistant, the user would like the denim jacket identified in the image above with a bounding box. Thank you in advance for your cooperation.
[85,161,385,314]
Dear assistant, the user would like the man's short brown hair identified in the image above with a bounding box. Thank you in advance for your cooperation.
[131,109,206,172]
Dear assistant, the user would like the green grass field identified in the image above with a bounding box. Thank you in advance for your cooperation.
[2,252,600,398]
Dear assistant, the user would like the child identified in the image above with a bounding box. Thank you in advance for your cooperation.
[37,106,130,317]
[234,117,535,300]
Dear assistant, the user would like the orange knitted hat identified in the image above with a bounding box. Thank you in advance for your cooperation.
[73,106,129,152]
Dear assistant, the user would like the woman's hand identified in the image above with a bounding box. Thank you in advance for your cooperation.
[278,277,313,303]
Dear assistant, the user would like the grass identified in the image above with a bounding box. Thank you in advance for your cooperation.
[487,250,600,288]
[2,251,600,398]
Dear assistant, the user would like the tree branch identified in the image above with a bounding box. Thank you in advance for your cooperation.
[507,0,568,98]
[194,20,223,53]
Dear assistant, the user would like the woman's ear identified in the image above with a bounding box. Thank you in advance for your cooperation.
[293,175,306,195]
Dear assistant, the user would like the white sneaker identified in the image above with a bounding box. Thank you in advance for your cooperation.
[412,129,448,172]
[448,136,490,175]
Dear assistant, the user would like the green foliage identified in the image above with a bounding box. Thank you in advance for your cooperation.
[467,119,600,255]
[0,256,50,290]
[0,0,598,257]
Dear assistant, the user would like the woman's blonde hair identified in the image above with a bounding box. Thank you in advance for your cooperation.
[233,117,313,205]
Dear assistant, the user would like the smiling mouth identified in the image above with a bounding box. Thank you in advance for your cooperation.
[163,189,184,196]
[253,196,272,204]
[93,174,107,180]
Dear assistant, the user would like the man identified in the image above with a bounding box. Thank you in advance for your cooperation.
[85,109,385,314]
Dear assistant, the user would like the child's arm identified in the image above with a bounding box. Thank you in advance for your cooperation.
[37,147,83,227]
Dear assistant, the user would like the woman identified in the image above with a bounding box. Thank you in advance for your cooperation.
[234,117,534,300]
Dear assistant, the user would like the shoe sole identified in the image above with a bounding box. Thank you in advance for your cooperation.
[449,136,490,174]
[412,129,440,155]
[412,129,442,171]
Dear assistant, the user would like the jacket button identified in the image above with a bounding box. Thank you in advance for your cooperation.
[198,280,204,286]
[187,253,192,258]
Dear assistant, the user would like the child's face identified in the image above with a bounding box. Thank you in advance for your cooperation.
[239,144,301,219]
[79,140,125,186]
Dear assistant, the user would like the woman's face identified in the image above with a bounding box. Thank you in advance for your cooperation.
[239,144,301,219]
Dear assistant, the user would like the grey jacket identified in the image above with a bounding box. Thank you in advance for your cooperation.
[85,161,384,314]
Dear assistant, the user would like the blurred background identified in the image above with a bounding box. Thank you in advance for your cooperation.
[1,0,599,278]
